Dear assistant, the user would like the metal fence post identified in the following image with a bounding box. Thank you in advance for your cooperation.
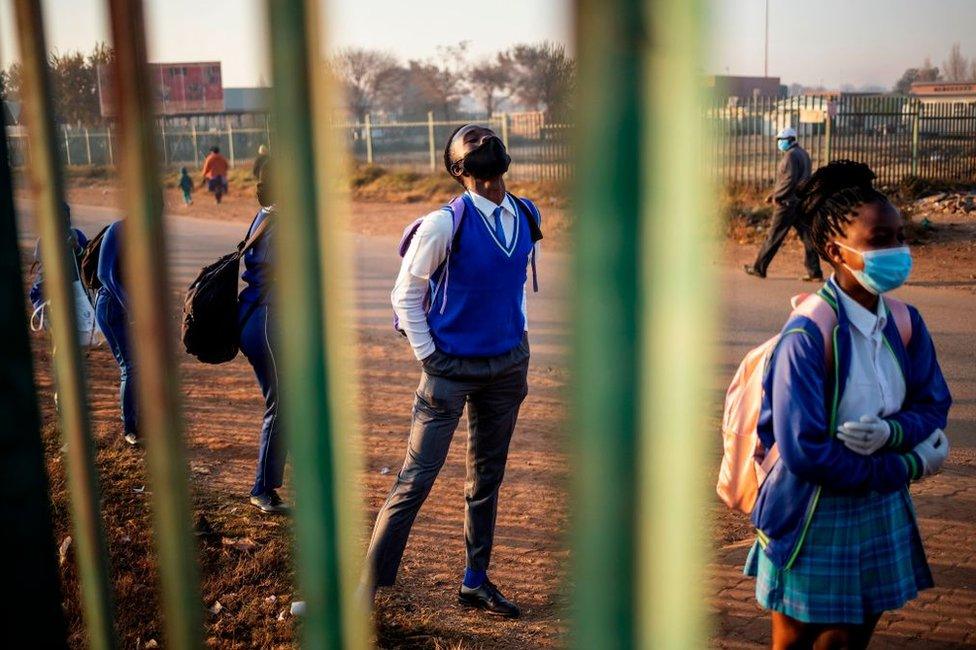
[427,111,436,171]
[63,125,71,165]
[12,1,117,648]
[572,0,642,646]
[639,0,711,646]
[265,0,369,647]
[912,102,920,177]
[228,122,235,167]
[159,119,168,166]
[106,126,114,166]
[500,112,509,149]
[824,110,832,164]
[191,123,198,167]
[364,113,374,165]
[0,53,70,650]
[105,1,202,647]
[84,127,93,165]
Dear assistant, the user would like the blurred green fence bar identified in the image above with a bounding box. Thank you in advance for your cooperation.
[265,0,368,647]
[0,63,68,650]
[105,1,202,647]
[12,1,117,647]
[639,0,712,647]
[572,0,643,646]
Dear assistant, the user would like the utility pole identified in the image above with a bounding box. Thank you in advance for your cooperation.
[764,0,770,77]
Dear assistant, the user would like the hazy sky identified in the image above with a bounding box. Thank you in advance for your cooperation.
[0,0,974,90]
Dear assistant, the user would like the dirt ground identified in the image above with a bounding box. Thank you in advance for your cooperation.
[25,176,976,648]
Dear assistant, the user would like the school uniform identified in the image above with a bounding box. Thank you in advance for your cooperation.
[744,278,952,624]
[365,190,541,587]
[238,207,283,498]
[94,221,138,435]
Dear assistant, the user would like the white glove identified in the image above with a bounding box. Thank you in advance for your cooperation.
[837,415,891,456]
[912,429,949,477]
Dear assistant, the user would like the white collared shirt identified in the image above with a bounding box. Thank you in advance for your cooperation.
[391,190,535,360]
[834,280,907,431]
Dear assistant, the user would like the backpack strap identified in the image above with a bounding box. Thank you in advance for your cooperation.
[239,210,274,254]
[885,297,913,348]
[510,195,543,293]
[790,289,838,364]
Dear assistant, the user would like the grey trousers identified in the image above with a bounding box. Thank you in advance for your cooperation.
[753,202,822,277]
[365,334,530,587]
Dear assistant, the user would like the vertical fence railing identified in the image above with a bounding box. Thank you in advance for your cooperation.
[265,0,368,648]
[572,0,642,645]
[106,0,202,647]
[640,0,711,646]
[0,47,69,650]
[11,2,117,648]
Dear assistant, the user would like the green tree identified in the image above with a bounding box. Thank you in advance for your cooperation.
[893,58,940,95]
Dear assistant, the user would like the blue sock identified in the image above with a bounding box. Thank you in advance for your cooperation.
[463,568,486,589]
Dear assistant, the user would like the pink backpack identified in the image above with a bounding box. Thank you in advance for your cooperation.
[716,290,912,514]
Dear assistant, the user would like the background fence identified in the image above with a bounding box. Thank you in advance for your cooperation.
[4,110,572,181]
[6,96,976,187]
[708,95,976,188]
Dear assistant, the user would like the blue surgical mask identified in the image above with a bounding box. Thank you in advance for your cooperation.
[777,139,792,152]
[837,242,913,294]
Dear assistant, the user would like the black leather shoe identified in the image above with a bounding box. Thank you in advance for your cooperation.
[458,579,521,618]
[801,273,824,282]
[743,264,766,278]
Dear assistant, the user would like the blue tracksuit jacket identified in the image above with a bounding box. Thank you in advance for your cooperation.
[752,279,952,570]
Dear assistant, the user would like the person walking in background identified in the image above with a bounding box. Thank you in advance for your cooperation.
[252,144,269,180]
[744,161,951,648]
[744,127,822,281]
[363,124,542,618]
[201,146,229,204]
[94,220,139,446]
[237,163,288,514]
[179,167,194,206]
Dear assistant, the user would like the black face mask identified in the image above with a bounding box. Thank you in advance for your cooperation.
[460,137,511,180]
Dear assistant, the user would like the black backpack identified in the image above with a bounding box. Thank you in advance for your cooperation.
[79,225,109,298]
[181,215,272,364]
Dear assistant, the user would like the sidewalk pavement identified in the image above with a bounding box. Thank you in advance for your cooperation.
[710,462,976,648]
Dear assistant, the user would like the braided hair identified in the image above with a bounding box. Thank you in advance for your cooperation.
[795,160,888,261]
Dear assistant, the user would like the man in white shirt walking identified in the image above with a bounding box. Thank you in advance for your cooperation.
[364,124,542,618]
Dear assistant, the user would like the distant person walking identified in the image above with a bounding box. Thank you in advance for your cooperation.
[179,167,194,206]
[201,146,229,204]
[744,127,822,281]
[252,144,269,180]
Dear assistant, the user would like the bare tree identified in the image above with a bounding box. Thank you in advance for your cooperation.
[501,41,575,120]
[943,43,969,82]
[329,47,400,122]
[970,60,976,82]
[468,56,510,116]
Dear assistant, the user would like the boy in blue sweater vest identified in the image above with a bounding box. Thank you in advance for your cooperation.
[365,125,542,618]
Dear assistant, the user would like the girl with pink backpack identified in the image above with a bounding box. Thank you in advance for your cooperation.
[738,161,952,648]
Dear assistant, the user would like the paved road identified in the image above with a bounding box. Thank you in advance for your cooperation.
[18,202,976,647]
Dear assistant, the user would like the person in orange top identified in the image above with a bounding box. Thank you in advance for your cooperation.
[201,146,230,204]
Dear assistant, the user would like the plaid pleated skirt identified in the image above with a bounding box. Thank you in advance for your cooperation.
[744,487,933,624]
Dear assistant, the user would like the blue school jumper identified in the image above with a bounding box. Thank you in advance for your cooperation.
[94,221,138,435]
[427,194,534,358]
[237,208,284,497]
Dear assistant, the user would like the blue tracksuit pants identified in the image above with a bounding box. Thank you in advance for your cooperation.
[239,301,285,496]
[94,288,138,435]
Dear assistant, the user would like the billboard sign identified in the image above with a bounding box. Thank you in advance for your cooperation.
[98,61,224,117]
